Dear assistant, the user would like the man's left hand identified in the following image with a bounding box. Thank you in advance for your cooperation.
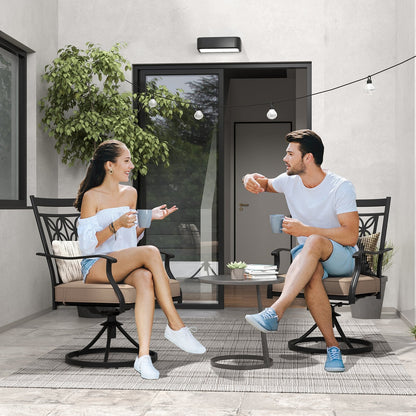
[282,217,307,237]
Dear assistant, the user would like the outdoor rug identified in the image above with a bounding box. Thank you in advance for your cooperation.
[1,317,415,395]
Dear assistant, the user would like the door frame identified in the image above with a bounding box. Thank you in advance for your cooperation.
[133,62,312,308]
[134,66,225,309]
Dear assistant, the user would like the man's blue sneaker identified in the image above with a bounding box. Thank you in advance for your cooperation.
[325,346,345,372]
[245,307,279,333]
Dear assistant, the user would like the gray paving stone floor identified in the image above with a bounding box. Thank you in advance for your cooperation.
[0,306,415,415]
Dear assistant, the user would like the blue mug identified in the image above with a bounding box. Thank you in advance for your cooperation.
[270,214,285,233]
[136,209,152,228]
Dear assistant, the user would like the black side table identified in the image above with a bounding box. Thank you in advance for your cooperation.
[199,274,284,370]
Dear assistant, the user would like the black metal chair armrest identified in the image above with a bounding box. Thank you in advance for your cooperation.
[349,246,392,302]
[271,247,291,270]
[353,246,392,278]
[352,247,392,258]
[36,252,117,262]
[271,248,291,255]
[160,251,176,280]
[348,256,364,303]
[160,251,175,260]
[36,252,128,313]
[102,257,128,313]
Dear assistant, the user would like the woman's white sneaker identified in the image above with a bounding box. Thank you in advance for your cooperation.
[164,325,206,354]
[134,355,160,379]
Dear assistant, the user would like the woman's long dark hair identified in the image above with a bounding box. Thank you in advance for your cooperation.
[74,139,125,211]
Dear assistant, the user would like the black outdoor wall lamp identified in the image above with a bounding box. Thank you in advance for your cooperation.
[197,37,242,53]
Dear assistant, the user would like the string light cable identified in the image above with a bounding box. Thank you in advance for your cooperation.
[127,54,416,119]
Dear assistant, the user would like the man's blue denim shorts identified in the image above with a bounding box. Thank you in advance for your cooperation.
[291,240,356,279]
[81,258,100,281]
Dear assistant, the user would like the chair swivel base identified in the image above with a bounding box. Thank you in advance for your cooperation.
[288,336,373,355]
[65,348,158,368]
[211,354,273,370]
[64,314,157,368]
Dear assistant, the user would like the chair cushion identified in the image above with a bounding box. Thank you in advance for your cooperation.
[55,278,181,304]
[357,232,380,274]
[271,274,380,297]
[52,240,82,283]
[323,275,380,296]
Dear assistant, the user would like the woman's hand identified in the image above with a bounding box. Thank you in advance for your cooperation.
[152,204,178,220]
[116,210,137,229]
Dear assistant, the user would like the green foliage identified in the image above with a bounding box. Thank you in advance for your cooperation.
[39,43,189,176]
[410,325,416,336]
[372,242,395,273]
[143,75,219,260]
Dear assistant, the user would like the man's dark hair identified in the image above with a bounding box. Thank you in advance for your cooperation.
[285,129,324,166]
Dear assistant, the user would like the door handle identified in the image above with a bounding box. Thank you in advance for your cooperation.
[239,203,249,207]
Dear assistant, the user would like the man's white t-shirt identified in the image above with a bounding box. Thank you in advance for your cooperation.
[271,170,357,246]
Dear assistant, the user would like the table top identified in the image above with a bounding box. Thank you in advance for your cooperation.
[198,274,284,286]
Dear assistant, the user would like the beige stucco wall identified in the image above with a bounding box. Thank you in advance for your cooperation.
[0,0,415,328]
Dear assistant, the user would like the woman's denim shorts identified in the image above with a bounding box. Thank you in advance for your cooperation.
[81,258,100,282]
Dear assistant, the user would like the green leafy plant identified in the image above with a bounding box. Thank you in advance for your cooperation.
[372,242,395,273]
[226,261,247,269]
[410,325,416,338]
[39,42,190,176]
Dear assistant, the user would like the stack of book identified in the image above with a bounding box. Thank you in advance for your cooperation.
[245,264,279,279]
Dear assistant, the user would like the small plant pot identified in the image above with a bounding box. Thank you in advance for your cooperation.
[350,276,387,319]
[231,268,245,280]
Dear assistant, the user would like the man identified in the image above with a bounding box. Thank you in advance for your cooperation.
[242,129,359,372]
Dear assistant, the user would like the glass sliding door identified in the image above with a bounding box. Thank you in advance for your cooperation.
[136,70,222,306]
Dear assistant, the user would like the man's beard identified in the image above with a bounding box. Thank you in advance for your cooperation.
[286,162,306,176]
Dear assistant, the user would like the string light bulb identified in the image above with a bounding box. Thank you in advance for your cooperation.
[148,98,158,108]
[194,110,204,120]
[266,105,277,120]
[365,76,375,94]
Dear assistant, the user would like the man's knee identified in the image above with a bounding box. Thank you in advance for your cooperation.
[303,235,332,259]
[305,234,330,247]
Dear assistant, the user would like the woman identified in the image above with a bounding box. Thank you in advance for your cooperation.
[74,139,206,380]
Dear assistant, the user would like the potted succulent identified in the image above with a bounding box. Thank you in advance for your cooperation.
[227,261,247,280]
[410,325,416,340]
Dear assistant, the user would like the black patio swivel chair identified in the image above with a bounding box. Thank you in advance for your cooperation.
[31,195,182,368]
[267,197,391,355]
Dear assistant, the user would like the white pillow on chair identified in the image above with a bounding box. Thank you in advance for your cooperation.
[52,240,83,283]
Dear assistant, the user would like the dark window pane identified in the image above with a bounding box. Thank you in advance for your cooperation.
[142,74,219,303]
[0,46,19,200]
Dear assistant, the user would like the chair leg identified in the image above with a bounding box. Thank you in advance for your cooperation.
[65,314,158,368]
[288,305,373,355]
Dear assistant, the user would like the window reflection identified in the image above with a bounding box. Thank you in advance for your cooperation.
[0,46,19,200]
[142,74,219,303]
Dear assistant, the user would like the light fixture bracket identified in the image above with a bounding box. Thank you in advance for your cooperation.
[197,37,242,53]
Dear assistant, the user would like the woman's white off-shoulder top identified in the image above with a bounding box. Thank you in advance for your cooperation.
[78,206,144,256]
